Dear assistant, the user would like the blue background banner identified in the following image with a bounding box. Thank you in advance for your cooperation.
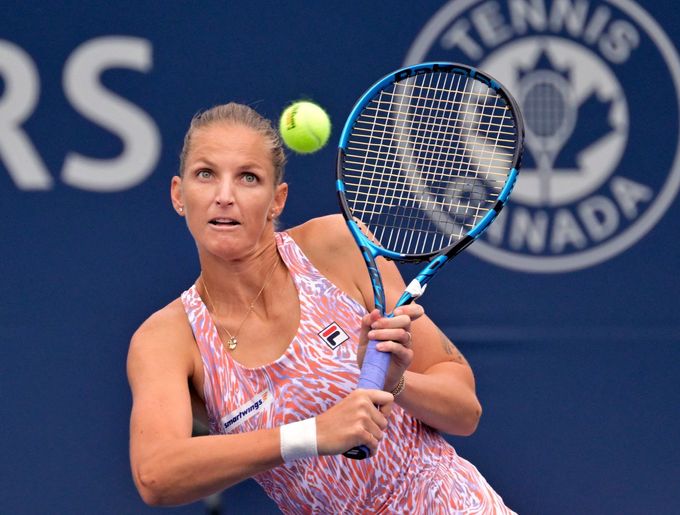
[2,1,678,513]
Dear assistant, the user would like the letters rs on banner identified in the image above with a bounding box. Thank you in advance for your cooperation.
[0,36,160,192]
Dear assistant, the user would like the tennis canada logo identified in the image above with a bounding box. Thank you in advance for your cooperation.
[318,322,350,350]
[405,0,680,272]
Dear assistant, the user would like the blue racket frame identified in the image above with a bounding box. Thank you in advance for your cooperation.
[336,62,523,460]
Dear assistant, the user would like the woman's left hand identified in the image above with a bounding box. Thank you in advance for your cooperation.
[357,303,425,394]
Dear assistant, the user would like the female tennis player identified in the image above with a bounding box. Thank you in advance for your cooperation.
[127,102,515,513]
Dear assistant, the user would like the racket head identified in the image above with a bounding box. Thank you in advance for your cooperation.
[336,62,524,263]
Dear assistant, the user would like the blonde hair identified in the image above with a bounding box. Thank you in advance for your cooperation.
[178,103,286,184]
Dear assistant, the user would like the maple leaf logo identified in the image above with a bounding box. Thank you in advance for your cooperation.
[518,51,615,172]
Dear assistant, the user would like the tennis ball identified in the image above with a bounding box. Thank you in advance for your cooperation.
[279,101,331,154]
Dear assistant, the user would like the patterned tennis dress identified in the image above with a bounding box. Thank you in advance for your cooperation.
[181,232,515,514]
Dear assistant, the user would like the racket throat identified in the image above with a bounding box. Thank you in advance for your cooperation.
[394,279,427,309]
[405,278,427,299]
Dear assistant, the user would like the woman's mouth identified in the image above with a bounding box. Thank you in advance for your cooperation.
[209,218,240,226]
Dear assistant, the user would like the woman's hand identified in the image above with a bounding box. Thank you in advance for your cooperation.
[315,389,394,456]
[357,303,425,393]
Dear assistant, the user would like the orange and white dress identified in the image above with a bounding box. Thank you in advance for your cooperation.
[181,231,515,514]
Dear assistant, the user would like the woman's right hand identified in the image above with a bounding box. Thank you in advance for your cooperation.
[315,389,394,456]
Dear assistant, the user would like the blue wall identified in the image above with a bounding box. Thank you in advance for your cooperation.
[2,1,678,513]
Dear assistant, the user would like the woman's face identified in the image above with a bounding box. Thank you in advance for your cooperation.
[171,122,287,260]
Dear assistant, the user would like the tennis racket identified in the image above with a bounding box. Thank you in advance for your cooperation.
[338,62,524,460]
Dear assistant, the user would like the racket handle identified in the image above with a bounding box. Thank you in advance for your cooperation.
[343,444,370,460]
[356,339,390,390]
[343,340,389,460]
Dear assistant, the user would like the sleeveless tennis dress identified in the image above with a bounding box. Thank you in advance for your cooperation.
[181,232,515,514]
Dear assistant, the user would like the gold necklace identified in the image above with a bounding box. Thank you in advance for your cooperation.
[200,258,279,351]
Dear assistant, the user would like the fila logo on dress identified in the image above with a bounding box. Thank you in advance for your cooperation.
[318,322,350,350]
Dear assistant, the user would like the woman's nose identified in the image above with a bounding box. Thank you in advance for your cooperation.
[215,179,234,205]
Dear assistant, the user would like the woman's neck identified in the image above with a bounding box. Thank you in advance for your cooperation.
[197,238,283,312]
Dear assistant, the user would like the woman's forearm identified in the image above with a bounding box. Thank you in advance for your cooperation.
[133,428,282,506]
[395,363,482,436]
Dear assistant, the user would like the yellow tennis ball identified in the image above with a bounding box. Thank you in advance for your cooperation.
[279,101,331,154]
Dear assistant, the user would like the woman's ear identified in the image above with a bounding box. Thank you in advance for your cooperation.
[171,175,184,215]
[271,182,288,219]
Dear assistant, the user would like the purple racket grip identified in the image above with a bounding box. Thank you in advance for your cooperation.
[356,340,389,390]
[342,341,390,460]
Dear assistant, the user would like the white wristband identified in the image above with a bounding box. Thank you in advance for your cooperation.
[280,417,318,463]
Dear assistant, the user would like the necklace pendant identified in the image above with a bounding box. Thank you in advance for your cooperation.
[227,337,238,350]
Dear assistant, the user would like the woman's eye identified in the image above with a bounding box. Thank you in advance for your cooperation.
[197,169,212,179]
[243,173,258,183]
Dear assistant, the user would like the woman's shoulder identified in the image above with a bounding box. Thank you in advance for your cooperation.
[135,297,188,335]
[127,296,204,414]
[129,297,196,363]
[286,214,354,254]
[286,214,370,306]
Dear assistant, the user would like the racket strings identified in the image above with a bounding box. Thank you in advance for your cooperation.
[342,172,507,197]
[388,71,470,254]
[343,147,513,175]
[342,70,518,255]
[358,102,516,138]
[348,125,517,151]
[348,93,516,175]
